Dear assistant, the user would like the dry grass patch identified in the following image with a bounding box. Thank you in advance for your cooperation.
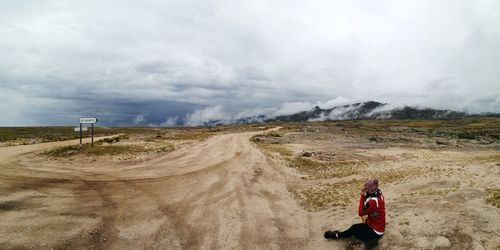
[470,153,500,163]
[258,144,293,157]
[296,164,420,211]
[42,135,175,158]
[252,133,367,179]
[45,143,175,158]
[369,168,416,185]
[297,180,364,211]
[485,189,500,208]
[287,157,363,179]
[0,126,116,145]
[43,144,150,157]
[402,187,460,198]
[160,133,213,141]
[251,134,293,156]
[99,134,129,144]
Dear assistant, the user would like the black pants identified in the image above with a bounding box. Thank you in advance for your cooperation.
[338,223,382,242]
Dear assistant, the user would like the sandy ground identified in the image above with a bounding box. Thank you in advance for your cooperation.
[0,129,499,249]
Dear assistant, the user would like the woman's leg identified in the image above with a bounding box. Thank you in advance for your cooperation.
[337,223,374,241]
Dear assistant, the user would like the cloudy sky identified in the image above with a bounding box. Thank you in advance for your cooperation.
[1,0,499,126]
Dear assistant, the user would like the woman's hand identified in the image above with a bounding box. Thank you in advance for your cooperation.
[360,215,368,223]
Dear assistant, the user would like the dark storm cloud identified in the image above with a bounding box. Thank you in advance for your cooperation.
[75,100,202,126]
[0,0,499,126]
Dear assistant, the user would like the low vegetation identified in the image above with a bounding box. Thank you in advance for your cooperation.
[297,180,364,211]
[5,118,497,146]
[157,132,214,141]
[0,127,155,146]
[485,189,500,208]
[292,118,500,145]
[471,153,500,163]
[0,127,115,145]
[252,129,371,211]
[0,126,223,146]
[251,119,498,212]
[99,134,129,144]
[252,131,365,180]
[43,144,152,157]
[256,143,293,157]
[43,135,175,159]
[286,157,363,179]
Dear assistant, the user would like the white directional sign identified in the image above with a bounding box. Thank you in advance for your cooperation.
[78,117,98,146]
[80,117,98,124]
[74,127,88,132]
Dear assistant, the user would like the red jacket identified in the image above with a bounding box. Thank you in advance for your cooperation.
[358,193,385,234]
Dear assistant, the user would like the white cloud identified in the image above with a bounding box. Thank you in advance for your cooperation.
[176,97,383,126]
[323,97,354,109]
[161,116,179,127]
[0,0,499,125]
[133,114,145,124]
[184,105,229,126]
[273,102,315,116]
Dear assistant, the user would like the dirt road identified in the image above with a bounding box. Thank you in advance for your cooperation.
[0,131,329,249]
[4,129,498,249]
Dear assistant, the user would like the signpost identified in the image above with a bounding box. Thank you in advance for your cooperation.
[80,118,98,124]
[79,117,98,146]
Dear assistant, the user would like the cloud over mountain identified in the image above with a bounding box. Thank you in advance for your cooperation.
[1,0,499,125]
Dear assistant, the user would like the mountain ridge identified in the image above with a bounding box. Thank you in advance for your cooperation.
[198,101,499,126]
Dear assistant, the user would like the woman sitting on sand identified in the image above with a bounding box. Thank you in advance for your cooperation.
[324,179,386,246]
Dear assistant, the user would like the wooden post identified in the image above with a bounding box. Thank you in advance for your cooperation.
[91,123,94,147]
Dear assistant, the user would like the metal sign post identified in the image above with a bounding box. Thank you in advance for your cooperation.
[80,123,82,145]
[79,117,98,146]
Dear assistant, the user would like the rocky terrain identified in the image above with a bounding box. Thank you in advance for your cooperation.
[0,119,499,249]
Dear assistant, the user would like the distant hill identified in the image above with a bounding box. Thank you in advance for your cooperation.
[372,106,466,120]
[271,101,388,122]
[199,101,498,126]
[268,101,478,122]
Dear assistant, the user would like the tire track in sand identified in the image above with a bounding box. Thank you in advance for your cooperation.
[0,129,320,249]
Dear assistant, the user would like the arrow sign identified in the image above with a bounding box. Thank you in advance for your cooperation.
[79,118,98,146]
[80,117,98,124]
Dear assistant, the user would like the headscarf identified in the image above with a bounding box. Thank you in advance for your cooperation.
[364,178,379,194]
